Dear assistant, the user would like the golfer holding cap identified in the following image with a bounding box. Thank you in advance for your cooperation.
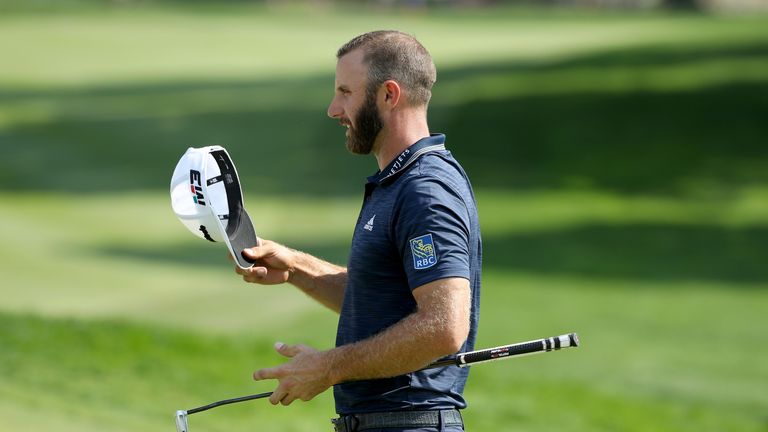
[235,31,482,432]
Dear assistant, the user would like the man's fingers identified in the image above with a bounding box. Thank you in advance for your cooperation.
[252,341,323,407]
[269,387,287,405]
[253,366,281,381]
[274,342,304,358]
[239,266,268,281]
[234,264,247,276]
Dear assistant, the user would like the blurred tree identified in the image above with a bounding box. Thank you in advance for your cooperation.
[662,0,702,8]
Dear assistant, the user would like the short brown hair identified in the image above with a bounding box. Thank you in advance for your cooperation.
[337,30,436,107]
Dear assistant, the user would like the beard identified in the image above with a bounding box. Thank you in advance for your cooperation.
[345,90,383,155]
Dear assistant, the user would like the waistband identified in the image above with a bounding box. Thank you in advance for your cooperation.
[332,409,463,432]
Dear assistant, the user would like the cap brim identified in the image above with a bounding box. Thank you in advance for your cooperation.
[205,148,259,269]
[216,202,258,269]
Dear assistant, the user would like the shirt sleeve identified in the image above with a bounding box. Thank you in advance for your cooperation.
[392,174,471,290]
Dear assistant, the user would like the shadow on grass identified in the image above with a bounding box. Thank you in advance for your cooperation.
[483,223,768,284]
[436,83,768,194]
[96,222,768,284]
[1,42,767,195]
[95,239,351,274]
[436,42,768,80]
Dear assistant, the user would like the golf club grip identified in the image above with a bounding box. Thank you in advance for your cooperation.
[425,333,579,369]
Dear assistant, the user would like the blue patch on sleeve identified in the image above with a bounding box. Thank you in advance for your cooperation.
[410,233,438,270]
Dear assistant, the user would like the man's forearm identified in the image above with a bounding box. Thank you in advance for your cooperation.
[327,309,460,383]
[325,280,470,383]
[288,249,347,313]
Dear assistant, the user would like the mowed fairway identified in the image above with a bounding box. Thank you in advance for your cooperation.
[1,5,767,432]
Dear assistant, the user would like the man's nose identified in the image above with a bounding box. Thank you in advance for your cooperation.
[327,96,342,119]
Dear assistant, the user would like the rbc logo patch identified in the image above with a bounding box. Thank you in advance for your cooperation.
[410,234,438,270]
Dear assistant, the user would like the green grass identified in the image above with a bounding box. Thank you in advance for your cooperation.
[1,271,765,432]
[2,189,767,431]
[2,8,768,195]
[1,4,767,432]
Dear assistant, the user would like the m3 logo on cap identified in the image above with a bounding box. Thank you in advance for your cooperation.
[410,234,438,269]
[189,170,206,206]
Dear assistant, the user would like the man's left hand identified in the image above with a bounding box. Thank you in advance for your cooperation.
[253,342,334,406]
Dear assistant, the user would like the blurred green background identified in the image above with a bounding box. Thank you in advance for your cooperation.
[1,1,767,431]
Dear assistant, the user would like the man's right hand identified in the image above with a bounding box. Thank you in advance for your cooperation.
[232,239,347,312]
[233,239,296,285]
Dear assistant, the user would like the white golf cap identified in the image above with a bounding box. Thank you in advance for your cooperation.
[170,146,258,269]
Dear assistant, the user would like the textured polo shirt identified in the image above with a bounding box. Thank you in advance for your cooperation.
[334,134,482,415]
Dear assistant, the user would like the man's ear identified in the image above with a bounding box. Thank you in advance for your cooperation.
[382,80,402,108]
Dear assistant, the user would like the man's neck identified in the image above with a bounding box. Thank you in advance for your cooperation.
[373,115,430,171]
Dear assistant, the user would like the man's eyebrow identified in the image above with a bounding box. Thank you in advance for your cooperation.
[337,85,351,92]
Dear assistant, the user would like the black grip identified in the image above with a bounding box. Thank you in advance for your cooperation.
[459,340,543,365]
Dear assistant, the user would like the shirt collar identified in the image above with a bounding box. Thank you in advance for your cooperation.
[367,134,446,186]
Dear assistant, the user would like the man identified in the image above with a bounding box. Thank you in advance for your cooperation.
[234,30,482,432]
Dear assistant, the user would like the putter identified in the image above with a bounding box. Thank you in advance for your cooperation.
[175,392,272,432]
[174,333,579,431]
[175,410,188,432]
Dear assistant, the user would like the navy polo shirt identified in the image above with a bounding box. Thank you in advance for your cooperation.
[334,134,482,415]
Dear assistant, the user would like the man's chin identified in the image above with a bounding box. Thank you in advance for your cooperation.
[345,139,373,155]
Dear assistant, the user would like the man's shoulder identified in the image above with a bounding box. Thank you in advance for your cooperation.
[395,149,453,178]
[397,151,469,194]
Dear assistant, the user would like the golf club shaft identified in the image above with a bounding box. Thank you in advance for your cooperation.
[187,392,272,414]
[183,333,579,414]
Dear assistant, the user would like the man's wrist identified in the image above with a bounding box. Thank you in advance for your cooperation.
[284,248,300,284]
[323,345,348,386]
